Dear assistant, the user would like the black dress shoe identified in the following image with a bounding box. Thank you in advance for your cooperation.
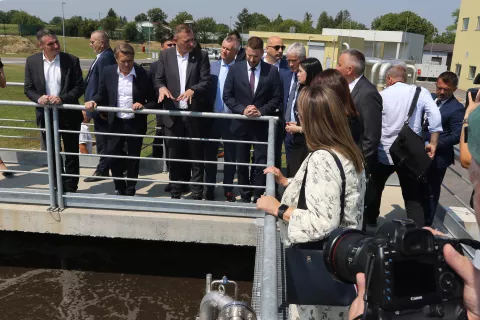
[164,183,172,192]
[192,194,203,200]
[224,192,236,202]
[2,172,13,178]
[84,170,109,182]
[171,194,181,199]
[205,188,215,201]
[241,197,251,203]
[252,197,259,204]
[116,189,126,196]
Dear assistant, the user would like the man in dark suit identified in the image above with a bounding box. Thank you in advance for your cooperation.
[24,28,84,192]
[423,72,465,225]
[154,24,211,200]
[85,43,158,196]
[279,42,306,172]
[204,36,239,202]
[228,31,245,62]
[263,36,289,70]
[223,36,282,203]
[83,30,117,182]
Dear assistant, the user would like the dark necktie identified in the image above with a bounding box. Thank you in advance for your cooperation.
[285,73,298,122]
[436,99,442,107]
[249,67,256,96]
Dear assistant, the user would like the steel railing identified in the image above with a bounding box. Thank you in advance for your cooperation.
[0,98,279,318]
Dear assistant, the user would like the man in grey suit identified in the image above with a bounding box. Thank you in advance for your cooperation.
[154,24,211,200]
[204,36,239,202]
[84,30,117,182]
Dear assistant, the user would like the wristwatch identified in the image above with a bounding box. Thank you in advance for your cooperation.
[277,204,289,221]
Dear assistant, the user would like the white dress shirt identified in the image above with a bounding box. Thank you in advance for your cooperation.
[378,82,443,165]
[176,50,189,109]
[43,53,61,97]
[348,74,363,93]
[116,67,136,119]
[247,61,261,94]
[88,50,105,73]
[262,54,280,69]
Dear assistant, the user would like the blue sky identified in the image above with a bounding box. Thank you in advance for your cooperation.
[1,0,461,33]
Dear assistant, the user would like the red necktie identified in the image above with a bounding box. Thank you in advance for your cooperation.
[249,67,256,96]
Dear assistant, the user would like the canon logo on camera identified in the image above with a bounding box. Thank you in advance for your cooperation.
[410,296,423,301]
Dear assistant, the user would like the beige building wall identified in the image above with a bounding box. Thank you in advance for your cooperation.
[451,0,480,91]
[249,31,364,69]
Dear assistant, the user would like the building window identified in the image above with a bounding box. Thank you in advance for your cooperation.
[477,16,480,30]
[431,57,442,65]
[469,66,477,79]
[463,17,470,30]
[456,64,462,77]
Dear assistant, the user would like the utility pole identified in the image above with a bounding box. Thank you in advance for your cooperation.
[148,17,151,56]
[229,16,232,31]
[62,2,66,52]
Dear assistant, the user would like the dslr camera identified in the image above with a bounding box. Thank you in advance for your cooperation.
[323,219,466,319]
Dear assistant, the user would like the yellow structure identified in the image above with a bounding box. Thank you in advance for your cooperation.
[451,0,480,91]
[249,31,364,70]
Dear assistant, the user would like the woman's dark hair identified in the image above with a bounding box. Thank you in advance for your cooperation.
[311,69,358,117]
[300,58,323,86]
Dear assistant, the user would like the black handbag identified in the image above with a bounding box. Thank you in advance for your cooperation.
[285,149,357,306]
[390,86,432,182]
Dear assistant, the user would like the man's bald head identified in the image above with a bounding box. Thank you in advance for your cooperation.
[265,36,285,64]
[90,30,110,53]
[386,65,407,86]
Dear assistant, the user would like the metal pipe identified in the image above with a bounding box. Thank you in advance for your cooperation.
[4,82,24,86]
[342,42,350,50]
[0,135,41,140]
[43,107,57,208]
[0,169,48,175]
[0,118,36,123]
[0,148,47,153]
[405,64,417,84]
[370,62,384,86]
[52,107,64,208]
[261,118,278,319]
[199,291,234,320]
[0,126,45,131]
[377,62,392,91]
[206,274,212,294]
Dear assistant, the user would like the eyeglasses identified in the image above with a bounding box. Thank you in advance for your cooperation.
[267,45,286,51]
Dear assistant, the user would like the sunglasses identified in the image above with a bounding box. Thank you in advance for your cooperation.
[268,45,286,51]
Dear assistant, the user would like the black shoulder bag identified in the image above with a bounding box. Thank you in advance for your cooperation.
[389,86,432,182]
[285,149,357,306]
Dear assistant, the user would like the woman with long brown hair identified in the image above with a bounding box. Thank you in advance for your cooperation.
[257,86,366,319]
[311,69,362,147]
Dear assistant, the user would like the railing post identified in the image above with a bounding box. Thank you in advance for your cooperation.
[261,117,278,319]
[52,106,65,209]
[43,106,57,208]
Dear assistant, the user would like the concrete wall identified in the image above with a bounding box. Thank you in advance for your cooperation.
[451,0,480,91]
[249,31,364,69]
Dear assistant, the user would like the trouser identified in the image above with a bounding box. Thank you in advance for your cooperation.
[93,113,110,173]
[107,118,144,195]
[424,165,447,225]
[204,119,236,193]
[165,117,204,197]
[365,161,427,227]
[236,130,267,201]
[39,113,81,192]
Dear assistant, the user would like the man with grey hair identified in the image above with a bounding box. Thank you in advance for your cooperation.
[24,28,84,193]
[83,30,117,182]
[366,65,442,227]
[263,35,288,70]
[280,42,306,173]
[204,36,239,202]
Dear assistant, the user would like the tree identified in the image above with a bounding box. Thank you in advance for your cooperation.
[65,15,83,37]
[101,16,118,37]
[433,8,459,44]
[277,19,302,33]
[334,10,351,26]
[216,23,229,42]
[372,11,437,44]
[196,17,217,43]
[234,8,251,32]
[272,14,283,26]
[124,22,139,41]
[135,13,148,22]
[250,12,270,29]
[300,12,315,33]
[50,16,63,25]
[11,10,44,25]
[147,8,168,24]
[169,11,194,30]
[79,19,99,38]
[107,8,117,19]
[316,11,335,33]
[154,25,169,42]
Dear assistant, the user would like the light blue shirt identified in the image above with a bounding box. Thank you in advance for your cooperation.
[378,82,443,165]
[214,60,235,113]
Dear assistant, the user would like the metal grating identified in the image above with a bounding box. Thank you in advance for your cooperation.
[251,227,288,320]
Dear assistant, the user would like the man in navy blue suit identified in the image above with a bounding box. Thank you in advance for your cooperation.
[84,30,117,182]
[263,36,289,70]
[279,42,306,173]
[204,36,239,202]
[223,36,282,203]
[423,71,465,225]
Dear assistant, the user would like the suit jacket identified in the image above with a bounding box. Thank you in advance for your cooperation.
[91,64,158,132]
[84,48,116,101]
[424,94,465,168]
[154,47,211,128]
[223,60,282,135]
[236,48,246,62]
[206,59,222,110]
[24,51,85,125]
[278,58,289,70]
[279,69,302,142]
[351,76,383,160]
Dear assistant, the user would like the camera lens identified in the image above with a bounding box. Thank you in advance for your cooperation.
[323,228,371,284]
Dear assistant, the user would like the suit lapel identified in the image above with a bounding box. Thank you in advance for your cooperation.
[169,48,181,92]
[132,66,140,103]
[37,53,47,94]
[112,69,119,106]
[186,51,195,85]
[350,76,365,100]
[254,62,268,100]
[241,62,253,100]
[59,52,67,94]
